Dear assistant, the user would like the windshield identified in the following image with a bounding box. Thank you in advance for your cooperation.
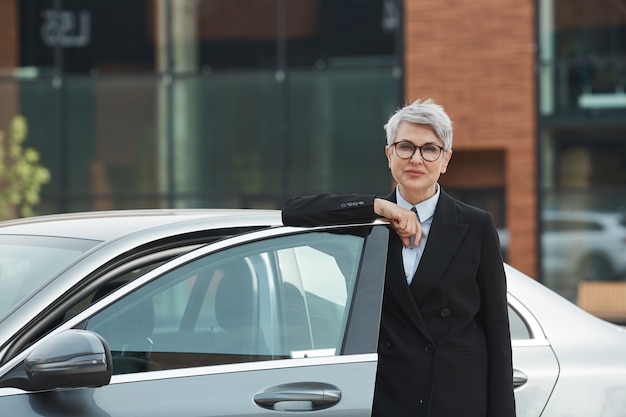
[0,235,100,320]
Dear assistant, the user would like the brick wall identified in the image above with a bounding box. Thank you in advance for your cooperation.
[403,0,537,277]
[0,1,19,130]
[0,2,17,68]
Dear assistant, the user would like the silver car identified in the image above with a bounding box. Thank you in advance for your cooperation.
[0,210,625,416]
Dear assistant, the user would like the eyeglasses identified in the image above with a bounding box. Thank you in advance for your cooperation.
[391,141,446,162]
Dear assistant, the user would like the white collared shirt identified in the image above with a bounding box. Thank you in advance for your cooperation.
[396,184,440,284]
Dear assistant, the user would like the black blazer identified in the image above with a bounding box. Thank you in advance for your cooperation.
[282,189,516,417]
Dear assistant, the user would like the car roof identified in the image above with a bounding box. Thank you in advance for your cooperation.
[0,209,283,241]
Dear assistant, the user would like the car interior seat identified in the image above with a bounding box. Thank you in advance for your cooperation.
[213,260,260,358]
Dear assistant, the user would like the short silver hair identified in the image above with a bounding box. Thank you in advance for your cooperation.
[384,98,453,150]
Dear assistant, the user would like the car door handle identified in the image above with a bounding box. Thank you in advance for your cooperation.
[254,382,341,412]
[513,369,528,388]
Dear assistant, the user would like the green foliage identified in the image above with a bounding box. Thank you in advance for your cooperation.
[0,116,51,220]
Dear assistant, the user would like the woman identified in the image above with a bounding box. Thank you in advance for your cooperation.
[282,98,516,417]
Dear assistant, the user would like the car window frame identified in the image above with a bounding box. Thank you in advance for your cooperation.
[0,223,389,386]
[84,229,370,372]
[507,293,549,347]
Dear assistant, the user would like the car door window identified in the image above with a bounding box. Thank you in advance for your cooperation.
[84,229,366,375]
[508,306,531,340]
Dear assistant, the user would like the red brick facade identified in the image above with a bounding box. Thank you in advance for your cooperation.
[0,1,19,130]
[403,0,537,277]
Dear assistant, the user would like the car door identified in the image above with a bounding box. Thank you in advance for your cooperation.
[508,295,560,417]
[0,224,388,416]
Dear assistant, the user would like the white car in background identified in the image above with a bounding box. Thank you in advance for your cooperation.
[542,210,626,296]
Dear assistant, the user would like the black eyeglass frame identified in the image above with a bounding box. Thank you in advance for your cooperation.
[390,141,447,162]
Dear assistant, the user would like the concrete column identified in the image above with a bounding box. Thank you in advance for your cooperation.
[156,0,200,207]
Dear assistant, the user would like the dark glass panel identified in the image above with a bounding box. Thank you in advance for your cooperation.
[197,0,278,70]
[286,0,399,68]
[62,76,160,211]
[287,67,398,195]
[186,71,281,208]
[20,0,155,75]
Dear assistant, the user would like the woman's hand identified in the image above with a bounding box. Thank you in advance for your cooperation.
[374,198,422,248]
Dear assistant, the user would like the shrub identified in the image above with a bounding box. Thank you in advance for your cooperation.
[0,116,51,220]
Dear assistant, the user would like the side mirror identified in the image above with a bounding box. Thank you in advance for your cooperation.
[1,330,112,391]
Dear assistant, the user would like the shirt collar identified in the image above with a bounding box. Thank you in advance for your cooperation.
[396,184,440,222]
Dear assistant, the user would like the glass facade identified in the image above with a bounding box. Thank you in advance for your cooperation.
[8,0,624,320]
[1,0,401,214]
[539,0,626,319]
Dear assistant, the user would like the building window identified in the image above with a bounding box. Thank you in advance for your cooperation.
[538,0,626,323]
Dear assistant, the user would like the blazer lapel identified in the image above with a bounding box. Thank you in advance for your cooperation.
[411,191,468,305]
[382,190,433,339]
